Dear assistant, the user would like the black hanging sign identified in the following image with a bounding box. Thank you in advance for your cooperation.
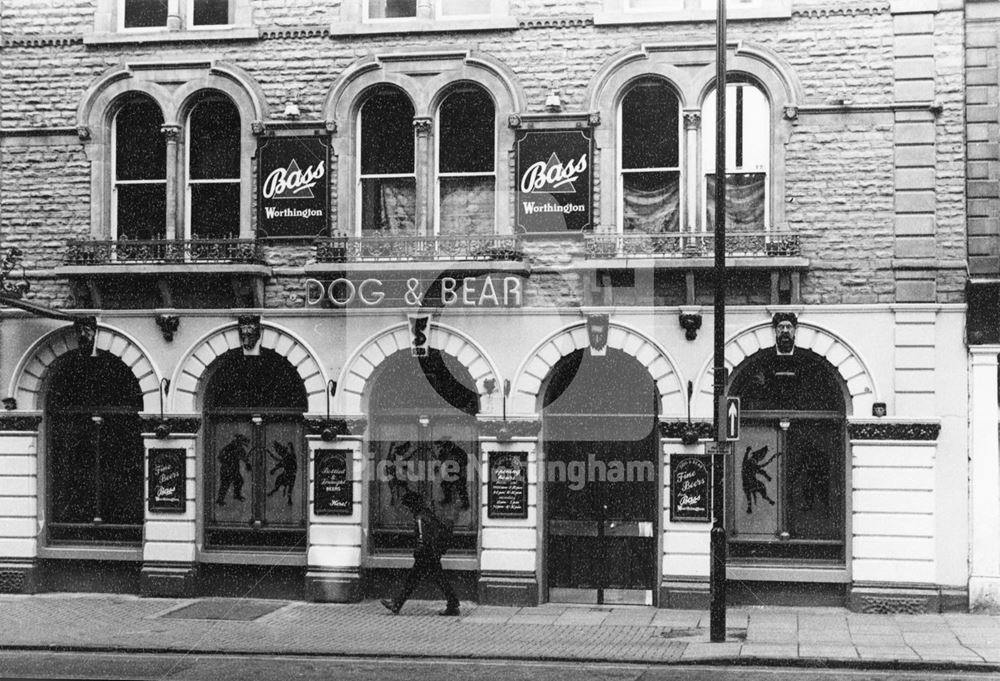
[488,451,529,519]
[669,454,711,522]
[515,129,592,233]
[314,449,353,515]
[148,449,186,513]
[258,136,330,238]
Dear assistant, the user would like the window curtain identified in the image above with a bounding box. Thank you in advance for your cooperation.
[705,172,766,232]
[438,177,494,236]
[361,178,416,235]
[623,173,680,233]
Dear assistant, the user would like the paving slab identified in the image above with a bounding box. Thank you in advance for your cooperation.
[798,645,860,658]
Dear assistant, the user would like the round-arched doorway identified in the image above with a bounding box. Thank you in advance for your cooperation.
[367,349,479,555]
[45,350,144,544]
[727,348,848,584]
[542,348,659,605]
[202,349,308,550]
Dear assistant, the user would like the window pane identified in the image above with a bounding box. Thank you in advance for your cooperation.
[368,0,416,18]
[189,98,241,180]
[622,82,678,170]
[117,183,166,240]
[116,99,165,181]
[702,83,769,171]
[193,0,231,25]
[623,171,680,233]
[361,177,416,233]
[361,90,414,175]
[124,0,168,28]
[705,172,765,232]
[439,0,490,15]
[439,89,494,174]
[439,176,494,235]
[190,182,240,239]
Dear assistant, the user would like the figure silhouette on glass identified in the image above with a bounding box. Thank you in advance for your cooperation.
[386,441,415,505]
[741,444,779,514]
[267,440,298,505]
[435,437,469,510]
[217,432,250,505]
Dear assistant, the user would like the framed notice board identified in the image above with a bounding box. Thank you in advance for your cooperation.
[314,449,353,515]
[487,451,529,519]
[148,448,186,513]
[669,454,711,523]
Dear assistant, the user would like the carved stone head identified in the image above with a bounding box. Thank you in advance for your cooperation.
[237,315,261,355]
[586,314,609,356]
[74,316,98,357]
[772,312,798,355]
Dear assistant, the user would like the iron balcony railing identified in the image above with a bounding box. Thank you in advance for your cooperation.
[314,234,524,263]
[64,239,265,265]
[584,231,801,259]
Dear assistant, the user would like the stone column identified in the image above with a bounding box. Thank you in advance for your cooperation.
[477,419,539,606]
[413,117,433,236]
[0,415,41,594]
[140,422,199,597]
[969,347,1000,611]
[682,111,702,233]
[305,420,365,602]
[161,124,181,241]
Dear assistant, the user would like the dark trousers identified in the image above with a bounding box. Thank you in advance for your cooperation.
[394,551,459,610]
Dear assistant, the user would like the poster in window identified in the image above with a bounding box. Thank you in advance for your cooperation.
[148,448,186,513]
[314,449,353,515]
[514,129,592,233]
[258,136,330,238]
[669,454,710,523]
[488,451,528,519]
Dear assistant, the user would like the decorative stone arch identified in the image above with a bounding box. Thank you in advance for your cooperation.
[585,40,802,233]
[76,60,267,239]
[170,323,328,414]
[8,324,161,412]
[338,322,502,416]
[510,322,685,417]
[322,50,526,235]
[692,321,878,417]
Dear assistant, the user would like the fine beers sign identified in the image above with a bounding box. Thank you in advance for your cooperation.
[258,136,330,238]
[515,128,592,232]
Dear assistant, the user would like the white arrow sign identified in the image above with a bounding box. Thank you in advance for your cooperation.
[726,397,740,441]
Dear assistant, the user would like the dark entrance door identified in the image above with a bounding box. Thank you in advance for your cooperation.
[543,348,658,605]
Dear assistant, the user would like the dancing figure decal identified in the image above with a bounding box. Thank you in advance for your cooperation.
[267,440,298,505]
[741,444,779,514]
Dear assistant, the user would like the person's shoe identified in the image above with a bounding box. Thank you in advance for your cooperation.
[380,599,400,615]
[439,607,460,616]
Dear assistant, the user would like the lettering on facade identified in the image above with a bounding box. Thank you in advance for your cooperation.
[303,275,523,308]
[314,449,353,516]
[669,454,711,523]
[258,136,330,238]
[148,448,186,513]
[515,129,593,232]
[488,451,529,519]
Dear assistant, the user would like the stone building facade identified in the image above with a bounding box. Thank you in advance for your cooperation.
[0,0,975,611]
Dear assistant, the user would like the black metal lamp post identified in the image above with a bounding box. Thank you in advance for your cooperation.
[710,0,729,644]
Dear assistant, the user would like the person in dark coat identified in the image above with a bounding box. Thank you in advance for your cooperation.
[381,491,460,616]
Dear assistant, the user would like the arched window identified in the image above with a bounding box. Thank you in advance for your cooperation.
[187,95,241,239]
[619,80,680,233]
[368,350,479,553]
[437,87,496,235]
[204,349,308,550]
[359,87,416,234]
[113,96,166,241]
[727,349,846,563]
[702,81,770,232]
[46,351,144,544]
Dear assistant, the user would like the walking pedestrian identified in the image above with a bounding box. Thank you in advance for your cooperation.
[381,491,460,616]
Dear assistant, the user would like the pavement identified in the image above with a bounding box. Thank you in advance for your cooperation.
[0,594,998,672]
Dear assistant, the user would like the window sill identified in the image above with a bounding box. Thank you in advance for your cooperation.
[329,16,518,36]
[83,26,260,45]
[365,552,479,570]
[39,545,143,561]
[594,3,790,25]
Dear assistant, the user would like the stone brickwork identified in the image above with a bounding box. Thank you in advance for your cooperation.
[0,0,967,307]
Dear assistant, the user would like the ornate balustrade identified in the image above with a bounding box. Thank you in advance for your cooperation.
[64,239,265,265]
[314,234,524,263]
[584,231,801,259]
